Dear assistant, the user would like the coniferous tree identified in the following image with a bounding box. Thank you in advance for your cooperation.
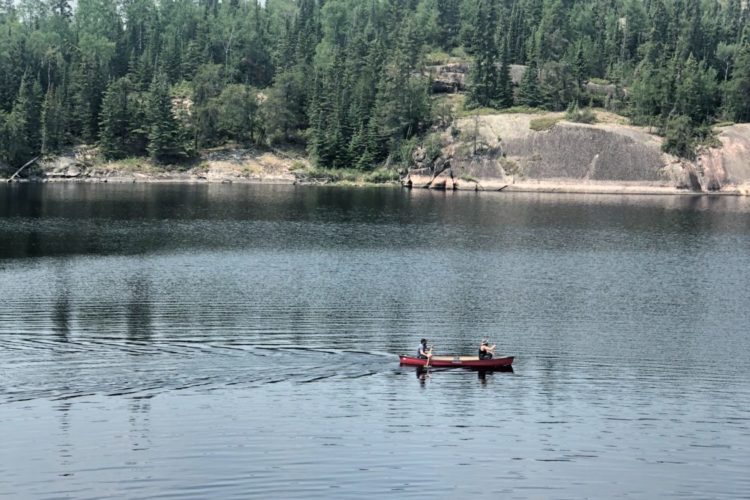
[41,84,66,154]
[497,40,514,109]
[371,18,431,165]
[0,0,749,169]
[99,77,135,159]
[5,76,42,166]
[466,0,500,108]
[517,60,542,107]
[673,55,718,125]
[436,0,461,50]
[726,45,750,122]
[147,71,184,163]
[217,84,258,143]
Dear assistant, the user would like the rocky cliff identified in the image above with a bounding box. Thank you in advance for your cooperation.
[403,113,750,195]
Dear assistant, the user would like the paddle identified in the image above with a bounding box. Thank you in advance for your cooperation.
[480,340,496,359]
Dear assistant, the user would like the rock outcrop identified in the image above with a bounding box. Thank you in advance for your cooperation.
[428,63,527,94]
[427,63,469,93]
[697,124,750,192]
[18,146,302,184]
[402,113,750,194]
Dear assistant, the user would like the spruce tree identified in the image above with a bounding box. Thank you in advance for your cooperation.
[726,45,750,122]
[466,0,500,109]
[497,40,514,109]
[99,77,133,159]
[147,71,184,163]
[41,85,66,154]
[2,76,41,166]
[437,0,461,50]
[517,60,542,107]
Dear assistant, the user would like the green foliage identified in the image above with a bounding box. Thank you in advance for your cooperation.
[398,138,418,168]
[99,77,148,159]
[364,168,401,183]
[422,133,444,163]
[565,102,597,124]
[0,76,42,167]
[517,62,542,108]
[466,0,500,109]
[540,61,578,111]
[725,45,750,123]
[297,165,399,184]
[0,0,748,170]
[662,115,696,159]
[217,84,259,144]
[41,86,67,154]
[147,71,187,163]
[530,116,563,131]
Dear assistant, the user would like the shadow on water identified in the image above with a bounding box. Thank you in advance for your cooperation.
[415,366,514,385]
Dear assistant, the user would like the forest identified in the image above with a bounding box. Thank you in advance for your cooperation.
[0,0,749,172]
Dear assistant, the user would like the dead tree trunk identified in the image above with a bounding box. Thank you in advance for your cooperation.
[8,156,40,182]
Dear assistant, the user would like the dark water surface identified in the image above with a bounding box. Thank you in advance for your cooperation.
[1,183,749,499]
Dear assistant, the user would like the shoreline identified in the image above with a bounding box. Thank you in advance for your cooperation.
[5,174,747,196]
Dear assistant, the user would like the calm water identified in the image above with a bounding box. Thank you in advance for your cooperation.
[1,183,749,499]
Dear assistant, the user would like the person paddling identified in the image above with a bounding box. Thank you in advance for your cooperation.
[417,338,433,367]
[478,339,496,360]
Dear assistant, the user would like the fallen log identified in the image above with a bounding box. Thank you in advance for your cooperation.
[8,156,39,182]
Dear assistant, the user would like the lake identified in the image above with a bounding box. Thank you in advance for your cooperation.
[1,183,749,499]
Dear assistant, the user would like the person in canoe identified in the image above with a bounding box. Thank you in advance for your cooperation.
[478,339,496,360]
[417,338,433,366]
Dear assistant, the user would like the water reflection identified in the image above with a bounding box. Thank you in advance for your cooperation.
[128,399,152,453]
[126,274,152,344]
[52,278,71,343]
[55,401,73,475]
[1,185,749,499]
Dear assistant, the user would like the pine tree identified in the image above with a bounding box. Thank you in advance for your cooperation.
[71,59,104,143]
[466,0,500,108]
[497,40,514,109]
[673,55,718,125]
[726,45,750,122]
[99,77,133,159]
[436,0,461,50]
[517,60,542,107]
[2,76,42,166]
[41,85,66,154]
[146,71,184,163]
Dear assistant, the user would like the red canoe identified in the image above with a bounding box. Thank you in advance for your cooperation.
[399,355,514,369]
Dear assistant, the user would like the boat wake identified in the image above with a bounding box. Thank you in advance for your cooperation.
[0,340,391,404]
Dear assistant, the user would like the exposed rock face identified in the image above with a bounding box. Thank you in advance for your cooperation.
[428,63,527,94]
[584,81,618,99]
[40,155,85,178]
[501,122,665,182]
[697,124,750,191]
[427,63,469,93]
[402,113,750,194]
[14,146,301,184]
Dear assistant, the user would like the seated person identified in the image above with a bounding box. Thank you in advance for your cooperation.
[478,339,496,360]
[417,338,433,363]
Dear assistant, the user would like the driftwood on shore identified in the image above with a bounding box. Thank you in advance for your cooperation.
[8,156,39,182]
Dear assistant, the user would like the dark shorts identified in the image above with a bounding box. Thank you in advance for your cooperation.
[417,354,429,359]
[479,353,493,360]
